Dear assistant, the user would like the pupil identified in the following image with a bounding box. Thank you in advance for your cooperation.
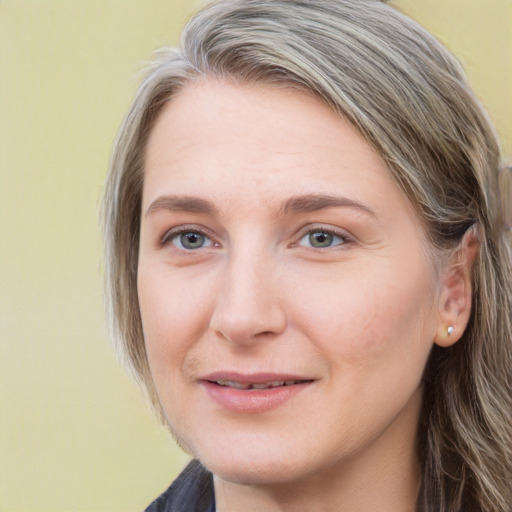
[310,231,332,247]
[181,232,204,249]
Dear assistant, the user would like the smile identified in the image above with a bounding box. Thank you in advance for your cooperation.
[200,374,314,413]
[213,379,309,390]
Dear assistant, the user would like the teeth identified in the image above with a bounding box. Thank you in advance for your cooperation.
[216,379,250,389]
[215,379,302,389]
[252,380,284,389]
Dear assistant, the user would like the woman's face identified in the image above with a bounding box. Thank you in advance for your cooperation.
[138,80,441,485]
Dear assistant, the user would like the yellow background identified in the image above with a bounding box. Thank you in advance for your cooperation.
[0,1,510,511]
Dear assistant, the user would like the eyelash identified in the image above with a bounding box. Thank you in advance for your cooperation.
[161,225,353,251]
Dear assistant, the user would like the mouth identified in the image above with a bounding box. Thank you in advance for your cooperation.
[211,379,312,390]
[200,374,314,413]
[199,372,316,414]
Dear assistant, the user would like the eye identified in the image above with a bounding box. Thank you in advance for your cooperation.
[298,228,347,248]
[163,229,213,250]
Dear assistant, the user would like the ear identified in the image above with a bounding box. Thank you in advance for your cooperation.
[434,227,480,347]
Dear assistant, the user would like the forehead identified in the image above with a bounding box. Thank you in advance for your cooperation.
[142,79,411,223]
[145,80,356,166]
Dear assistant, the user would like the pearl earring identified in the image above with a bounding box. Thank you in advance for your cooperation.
[447,326,454,336]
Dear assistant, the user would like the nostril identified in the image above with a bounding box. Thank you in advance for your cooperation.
[209,309,287,345]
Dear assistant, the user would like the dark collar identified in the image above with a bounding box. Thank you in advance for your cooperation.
[144,460,215,512]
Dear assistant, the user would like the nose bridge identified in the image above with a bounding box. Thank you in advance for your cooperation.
[209,240,286,344]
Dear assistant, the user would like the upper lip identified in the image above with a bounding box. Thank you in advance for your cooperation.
[200,371,315,384]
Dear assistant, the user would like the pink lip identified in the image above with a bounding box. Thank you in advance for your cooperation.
[199,372,314,414]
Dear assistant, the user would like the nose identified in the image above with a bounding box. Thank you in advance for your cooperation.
[209,246,287,345]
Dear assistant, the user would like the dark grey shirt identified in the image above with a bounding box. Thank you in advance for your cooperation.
[144,460,215,512]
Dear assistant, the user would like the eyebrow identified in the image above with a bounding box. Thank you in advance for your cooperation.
[144,193,375,218]
[281,194,375,217]
[145,195,218,217]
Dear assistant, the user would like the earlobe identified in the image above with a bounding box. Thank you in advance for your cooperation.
[434,323,457,347]
[434,226,480,348]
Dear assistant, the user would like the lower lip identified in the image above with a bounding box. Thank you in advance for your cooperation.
[201,381,312,414]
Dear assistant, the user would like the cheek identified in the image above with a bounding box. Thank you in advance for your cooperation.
[137,264,211,375]
[296,260,437,365]
[137,265,210,435]
[359,279,432,349]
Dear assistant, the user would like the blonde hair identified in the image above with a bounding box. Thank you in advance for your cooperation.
[102,1,512,510]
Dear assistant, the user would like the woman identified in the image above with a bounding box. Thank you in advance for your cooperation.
[102,0,512,510]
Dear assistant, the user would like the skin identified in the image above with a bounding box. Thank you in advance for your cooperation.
[138,80,474,511]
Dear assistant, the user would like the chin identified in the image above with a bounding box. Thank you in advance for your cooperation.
[206,457,305,486]
[187,435,319,486]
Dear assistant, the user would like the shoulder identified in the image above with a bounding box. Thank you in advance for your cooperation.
[144,459,215,512]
